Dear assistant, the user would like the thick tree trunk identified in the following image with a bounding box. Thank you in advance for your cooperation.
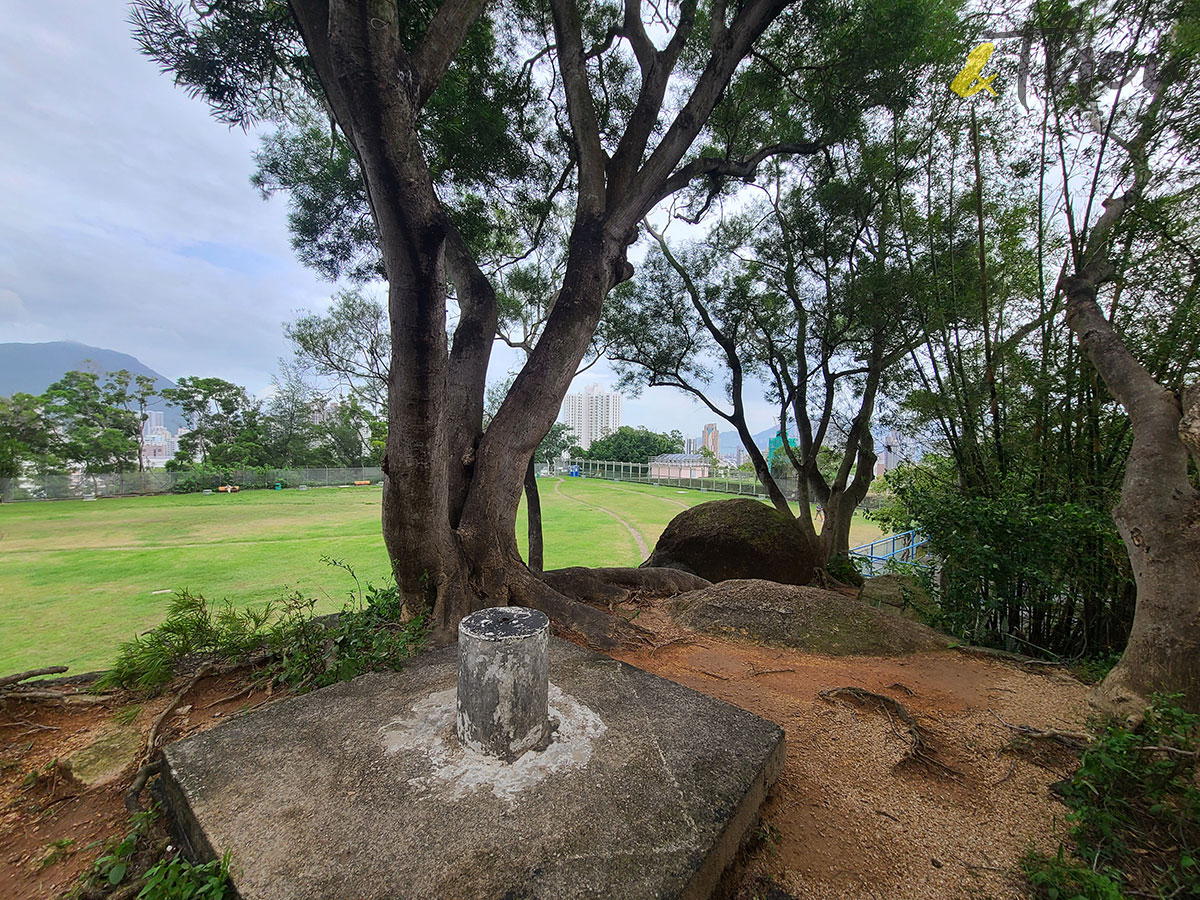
[287,0,800,648]
[524,458,544,572]
[1066,280,1200,716]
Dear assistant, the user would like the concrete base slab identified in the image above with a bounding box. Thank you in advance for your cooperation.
[157,640,785,900]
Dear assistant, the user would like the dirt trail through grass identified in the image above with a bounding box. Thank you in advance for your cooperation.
[551,477,650,557]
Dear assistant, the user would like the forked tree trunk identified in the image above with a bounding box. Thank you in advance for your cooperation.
[1065,279,1200,716]
[289,0,800,646]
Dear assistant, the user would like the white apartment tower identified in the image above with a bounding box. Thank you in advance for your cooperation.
[560,383,622,450]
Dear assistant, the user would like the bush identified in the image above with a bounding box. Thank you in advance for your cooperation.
[1024,695,1200,900]
[872,459,1134,659]
[98,558,427,693]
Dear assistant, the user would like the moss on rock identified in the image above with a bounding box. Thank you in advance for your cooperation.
[669,579,952,655]
[642,499,816,586]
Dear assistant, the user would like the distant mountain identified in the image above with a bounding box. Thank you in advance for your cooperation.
[0,341,183,430]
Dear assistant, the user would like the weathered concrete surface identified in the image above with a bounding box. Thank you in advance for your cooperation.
[158,640,785,900]
[62,723,141,788]
[670,579,953,655]
[457,607,550,761]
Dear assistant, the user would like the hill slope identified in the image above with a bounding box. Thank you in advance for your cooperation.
[0,341,181,429]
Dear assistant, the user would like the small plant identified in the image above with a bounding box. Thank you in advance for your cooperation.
[1023,694,1200,900]
[1022,846,1124,900]
[38,837,75,869]
[73,806,230,900]
[98,560,426,694]
[137,850,231,900]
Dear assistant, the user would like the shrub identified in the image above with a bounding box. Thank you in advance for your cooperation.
[1024,695,1200,900]
[98,559,427,693]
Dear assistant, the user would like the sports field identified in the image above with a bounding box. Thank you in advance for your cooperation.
[0,479,884,676]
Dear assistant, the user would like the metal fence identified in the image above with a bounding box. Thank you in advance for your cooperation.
[0,466,385,501]
[555,458,884,510]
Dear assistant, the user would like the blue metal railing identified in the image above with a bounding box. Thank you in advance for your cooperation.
[849,529,929,575]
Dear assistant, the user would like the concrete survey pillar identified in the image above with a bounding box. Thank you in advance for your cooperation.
[456,607,550,761]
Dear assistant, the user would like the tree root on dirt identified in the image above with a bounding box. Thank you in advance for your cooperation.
[820,686,964,777]
[125,759,162,813]
[144,663,215,762]
[0,666,115,706]
[988,708,1090,750]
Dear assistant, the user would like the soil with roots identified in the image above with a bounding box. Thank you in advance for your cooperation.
[1,599,1089,900]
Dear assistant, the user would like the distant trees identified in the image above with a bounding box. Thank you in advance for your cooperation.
[42,371,141,480]
[580,427,684,464]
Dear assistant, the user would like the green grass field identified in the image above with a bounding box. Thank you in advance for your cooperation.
[0,479,884,676]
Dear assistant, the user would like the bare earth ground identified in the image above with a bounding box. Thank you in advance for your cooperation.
[0,604,1089,900]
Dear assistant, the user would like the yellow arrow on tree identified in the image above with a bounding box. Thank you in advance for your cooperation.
[951,42,999,98]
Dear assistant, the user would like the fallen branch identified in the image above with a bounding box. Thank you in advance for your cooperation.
[0,666,69,688]
[750,666,795,677]
[820,686,963,776]
[0,689,111,705]
[989,709,1090,749]
[144,663,214,761]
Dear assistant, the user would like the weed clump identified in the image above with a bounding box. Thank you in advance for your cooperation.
[1023,695,1200,900]
[97,557,426,693]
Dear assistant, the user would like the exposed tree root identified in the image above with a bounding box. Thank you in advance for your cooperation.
[0,665,117,707]
[820,686,963,777]
[540,566,710,609]
[144,663,215,761]
[988,708,1091,750]
[125,759,161,814]
[0,665,69,687]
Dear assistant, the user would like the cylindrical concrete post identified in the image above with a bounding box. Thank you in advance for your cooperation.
[456,607,550,761]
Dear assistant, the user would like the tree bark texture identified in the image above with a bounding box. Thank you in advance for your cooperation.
[288,0,796,645]
[1065,278,1200,715]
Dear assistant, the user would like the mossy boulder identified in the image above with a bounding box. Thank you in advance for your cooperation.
[669,579,953,655]
[858,574,934,621]
[62,723,142,788]
[641,498,816,586]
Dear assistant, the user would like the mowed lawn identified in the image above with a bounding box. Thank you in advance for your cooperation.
[0,479,884,676]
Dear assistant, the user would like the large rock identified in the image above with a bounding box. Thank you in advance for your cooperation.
[62,723,142,788]
[669,579,953,655]
[642,498,817,586]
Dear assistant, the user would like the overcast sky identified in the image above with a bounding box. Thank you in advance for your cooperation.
[0,2,778,442]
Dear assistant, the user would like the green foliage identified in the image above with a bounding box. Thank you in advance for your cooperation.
[138,851,231,900]
[74,804,230,900]
[1024,696,1200,900]
[874,459,1132,657]
[97,590,275,691]
[581,426,684,463]
[97,560,426,694]
[1022,846,1125,900]
[42,370,142,477]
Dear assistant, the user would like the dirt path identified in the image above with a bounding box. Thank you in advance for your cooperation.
[1,606,1089,900]
[612,605,1090,900]
[551,478,650,557]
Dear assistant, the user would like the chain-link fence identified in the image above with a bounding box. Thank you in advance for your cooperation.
[0,466,385,501]
[552,458,884,510]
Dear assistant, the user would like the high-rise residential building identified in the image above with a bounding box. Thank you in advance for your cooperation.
[559,383,622,450]
[684,437,698,454]
[702,423,720,455]
[143,410,165,435]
